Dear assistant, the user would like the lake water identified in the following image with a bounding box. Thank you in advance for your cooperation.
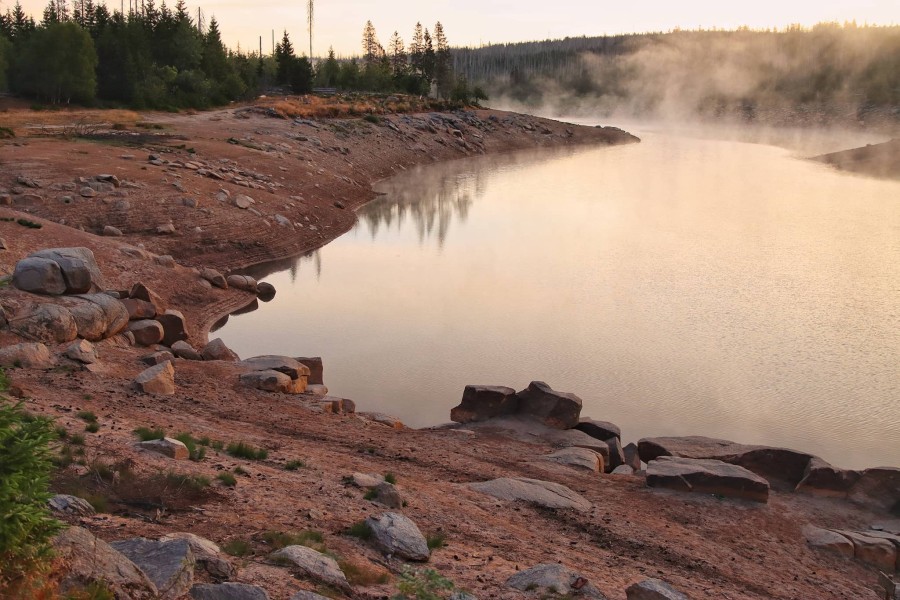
[218,122,900,470]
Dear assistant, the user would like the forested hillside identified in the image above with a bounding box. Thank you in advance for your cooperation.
[453,24,900,125]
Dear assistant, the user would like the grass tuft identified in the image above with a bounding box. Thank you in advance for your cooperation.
[226,441,268,460]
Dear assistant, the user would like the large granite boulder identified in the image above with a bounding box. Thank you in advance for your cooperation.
[540,447,605,473]
[625,578,689,600]
[469,477,592,511]
[623,443,642,470]
[121,298,157,320]
[227,274,258,292]
[460,415,610,460]
[849,468,900,513]
[605,436,625,472]
[134,362,176,395]
[240,370,292,393]
[575,418,621,441]
[9,304,78,343]
[240,355,310,380]
[158,309,188,346]
[53,527,158,599]
[110,538,195,600]
[12,256,66,295]
[192,583,269,600]
[802,526,854,558]
[0,342,53,368]
[450,385,518,423]
[295,356,324,384]
[64,293,129,341]
[130,283,167,314]
[506,563,606,599]
[514,381,582,429]
[30,247,104,293]
[128,320,165,346]
[646,456,770,502]
[365,512,430,561]
[160,532,233,579]
[270,545,350,590]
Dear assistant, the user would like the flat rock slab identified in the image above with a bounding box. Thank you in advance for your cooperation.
[540,447,604,473]
[365,512,430,561]
[837,530,897,572]
[192,583,269,600]
[240,369,292,393]
[506,563,607,599]
[48,494,96,516]
[575,418,621,441]
[54,527,158,599]
[351,472,386,488]
[270,545,350,590]
[461,415,609,460]
[803,526,853,558]
[470,477,592,511]
[110,538,195,600]
[646,456,770,502]
[240,355,310,379]
[625,578,689,600]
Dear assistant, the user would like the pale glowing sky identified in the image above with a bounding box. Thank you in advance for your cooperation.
[12,0,900,56]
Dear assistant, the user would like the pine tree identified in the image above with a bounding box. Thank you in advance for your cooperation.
[388,30,406,79]
[362,20,379,66]
[275,29,294,85]
[317,46,339,87]
[433,22,453,98]
[410,22,424,76]
[423,28,435,83]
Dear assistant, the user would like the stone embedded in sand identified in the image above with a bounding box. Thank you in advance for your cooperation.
[514,381,583,429]
[157,310,188,346]
[199,268,227,289]
[803,526,854,558]
[611,465,636,475]
[240,370,292,393]
[575,418,621,441]
[128,320,165,346]
[49,494,96,516]
[191,583,269,600]
[270,545,350,590]
[540,447,605,473]
[53,527,158,599]
[0,342,54,369]
[625,578,689,600]
[65,339,98,364]
[10,304,78,343]
[103,225,124,236]
[171,341,202,361]
[139,437,189,459]
[12,256,67,295]
[121,298,158,320]
[239,355,310,380]
[506,564,606,599]
[450,385,518,424]
[470,477,592,511]
[110,538,195,600]
[80,186,96,198]
[371,482,403,508]
[646,456,770,502]
[351,473,386,488]
[295,357,323,384]
[233,194,253,209]
[365,512,430,561]
[201,338,239,361]
[134,361,176,395]
[837,530,897,571]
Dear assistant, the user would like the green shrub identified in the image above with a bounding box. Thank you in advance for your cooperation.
[84,422,100,434]
[0,397,63,587]
[262,529,324,551]
[384,472,397,484]
[284,460,304,471]
[69,433,85,446]
[216,472,236,487]
[392,568,455,600]
[76,411,97,424]
[363,488,377,501]
[174,433,206,461]
[163,472,210,494]
[363,114,381,124]
[64,580,115,600]
[346,520,373,540]
[134,427,165,441]
[55,426,69,440]
[226,441,267,460]
[222,538,251,557]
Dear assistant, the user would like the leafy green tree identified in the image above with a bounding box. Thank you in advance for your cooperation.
[14,20,97,103]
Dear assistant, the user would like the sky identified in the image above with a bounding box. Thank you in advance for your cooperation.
[11,0,900,56]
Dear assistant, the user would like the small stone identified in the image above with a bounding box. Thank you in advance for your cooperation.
[200,268,227,289]
[171,341,202,361]
[202,338,239,361]
[79,187,96,198]
[103,225,124,236]
[134,361,176,395]
[233,194,253,209]
[625,578,689,600]
[270,545,350,590]
[128,320,165,346]
[365,512,430,561]
[350,473,385,488]
[64,339,98,364]
[48,494,96,516]
[141,351,175,366]
[156,223,176,235]
[140,437,189,459]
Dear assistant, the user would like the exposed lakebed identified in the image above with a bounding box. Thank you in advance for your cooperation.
[219,124,900,470]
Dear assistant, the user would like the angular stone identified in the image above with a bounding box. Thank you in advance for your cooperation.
[156,223,176,235]
[128,320,164,346]
[157,310,188,346]
[450,385,518,424]
[134,361,176,395]
[121,298,157,320]
[351,473,386,488]
[9,304,78,343]
[53,527,158,599]
[838,530,897,571]
[31,247,105,291]
[141,351,175,366]
[12,257,66,295]
[233,194,253,209]
[295,357,324,384]
[470,477,592,511]
[160,533,233,580]
[802,526,854,558]
[240,370,292,393]
[110,538,195,600]
[130,283,167,314]
[48,494,96,516]
[65,339,98,364]
[200,268,227,289]
[606,436,625,472]
[625,578,689,600]
[795,457,861,497]
[541,447,604,473]
[0,342,54,368]
[514,381,582,429]
[139,437,189,459]
[240,355,310,380]
[506,564,606,599]
[201,338,239,361]
[305,384,328,396]
[270,545,350,590]
[372,482,403,508]
[192,583,269,600]
[365,512,430,561]
[575,418,621,441]
[357,412,405,428]
[849,467,900,513]
[646,456,770,502]
[171,340,202,361]
[624,442,642,470]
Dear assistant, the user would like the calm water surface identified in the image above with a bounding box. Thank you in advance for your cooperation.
[219,124,900,470]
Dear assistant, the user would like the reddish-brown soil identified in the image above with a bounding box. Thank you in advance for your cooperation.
[0,103,891,600]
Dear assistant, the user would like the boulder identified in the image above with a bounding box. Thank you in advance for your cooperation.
[0,342,53,368]
[257,281,276,299]
[638,436,815,487]
[233,194,253,209]
[606,436,625,472]
[350,473,386,488]
[646,456,770,502]
[305,384,328,396]
[192,583,269,600]
[156,223,176,235]
[624,442,642,470]
[121,298,157,320]
[611,465,635,475]
[802,526,854,558]
[110,538,195,600]
[157,310,188,346]
[795,457,861,497]
[12,256,67,295]
[849,468,900,513]
[128,320,165,346]
[514,381,582,429]
[295,357,324,384]
[625,578,689,600]
[30,248,105,291]
[838,530,897,571]
[103,225,124,236]
[171,340,203,361]
[134,362,176,395]
[9,304,78,343]
[200,268,227,289]
[371,482,403,508]
[240,370,292,393]
[450,385,518,423]
[461,415,610,460]
[470,477,592,511]
[365,512,430,561]
[139,437,189,459]
[575,418,621,441]
[48,494,96,516]
[141,351,175,366]
[160,532,233,580]
[130,283,167,314]
[64,339,98,364]
[202,338,239,361]
[64,293,130,340]
[506,564,606,599]
[226,274,258,292]
[53,526,158,599]
[270,545,350,590]
[240,355,310,380]
[541,447,604,473]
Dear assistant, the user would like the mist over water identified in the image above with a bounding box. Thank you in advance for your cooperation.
[220,124,900,470]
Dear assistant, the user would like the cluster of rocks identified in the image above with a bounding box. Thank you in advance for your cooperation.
[199,267,276,299]
[1,173,134,209]
[506,563,687,600]
[148,153,284,193]
[804,523,900,573]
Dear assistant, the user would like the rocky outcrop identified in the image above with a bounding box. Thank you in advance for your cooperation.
[130,283,167,315]
[624,443,641,470]
[605,436,625,472]
[540,447,605,473]
[30,247,104,292]
[9,304,78,343]
[49,494,96,516]
[227,274,258,292]
[12,256,67,295]
[506,563,606,599]
[460,415,609,460]
[849,468,900,513]
[240,370,292,393]
[134,362,176,395]
[240,355,310,380]
[365,512,431,561]
[139,437,189,459]
[191,583,269,600]
[270,545,350,590]
[160,532,233,580]
[110,538,196,600]
[371,482,403,508]
[803,526,855,558]
[646,456,770,502]
[575,418,621,441]
[121,298,157,320]
[0,342,53,368]
[625,578,689,600]
[64,293,129,340]
[514,381,583,429]
[128,320,165,346]
[837,530,898,572]
[240,355,310,394]
[469,477,592,511]
[450,385,518,423]
[295,357,324,384]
